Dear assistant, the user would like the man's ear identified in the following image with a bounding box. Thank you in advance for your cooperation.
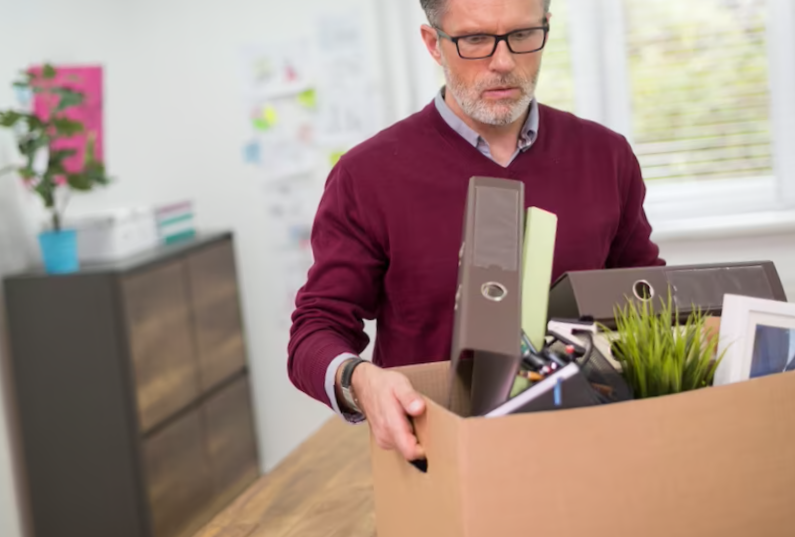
[420,24,443,65]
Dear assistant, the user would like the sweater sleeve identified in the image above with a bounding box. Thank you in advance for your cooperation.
[287,162,386,408]
[606,140,666,269]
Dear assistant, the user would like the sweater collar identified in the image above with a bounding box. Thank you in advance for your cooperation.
[433,86,540,154]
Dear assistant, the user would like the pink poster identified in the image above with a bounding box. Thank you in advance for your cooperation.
[32,65,104,174]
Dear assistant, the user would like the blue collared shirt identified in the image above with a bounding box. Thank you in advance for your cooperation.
[434,88,540,166]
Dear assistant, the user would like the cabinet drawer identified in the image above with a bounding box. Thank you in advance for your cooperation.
[143,408,214,537]
[122,261,200,432]
[203,375,260,503]
[186,240,247,391]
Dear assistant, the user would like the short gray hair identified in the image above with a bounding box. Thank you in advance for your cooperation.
[420,0,551,27]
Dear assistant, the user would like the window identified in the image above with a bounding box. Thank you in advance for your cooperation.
[624,0,773,183]
[400,0,795,220]
[535,0,576,113]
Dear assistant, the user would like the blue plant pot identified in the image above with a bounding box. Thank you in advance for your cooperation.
[38,229,79,274]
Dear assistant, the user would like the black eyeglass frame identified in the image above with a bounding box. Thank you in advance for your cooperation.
[435,24,550,60]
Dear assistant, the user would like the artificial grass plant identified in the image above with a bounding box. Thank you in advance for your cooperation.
[606,290,725,399]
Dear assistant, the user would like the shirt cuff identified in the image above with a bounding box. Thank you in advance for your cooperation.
[324,352,367,424]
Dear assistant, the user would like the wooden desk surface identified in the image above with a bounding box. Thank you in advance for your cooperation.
[193,417,376,537]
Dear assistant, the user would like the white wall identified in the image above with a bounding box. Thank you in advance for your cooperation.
[655,229,795,302]
[0,2,396,535]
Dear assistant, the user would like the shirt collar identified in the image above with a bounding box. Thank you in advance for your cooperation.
[434,87,540,152]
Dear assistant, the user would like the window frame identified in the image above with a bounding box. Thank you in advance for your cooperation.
[396,0,795,228]
[571,0,795,225]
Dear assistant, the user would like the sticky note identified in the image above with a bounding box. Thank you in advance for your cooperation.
[329,150,345,166]
[521,207,558,351]
[263,105,278,125]
[252,105,278,131]
[243,140,260,164]
[297,88,317,109]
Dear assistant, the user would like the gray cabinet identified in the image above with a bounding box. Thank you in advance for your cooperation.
[3,232,260,537]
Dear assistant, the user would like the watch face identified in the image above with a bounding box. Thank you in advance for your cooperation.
[341,358,365,413]
[343,387,360,413]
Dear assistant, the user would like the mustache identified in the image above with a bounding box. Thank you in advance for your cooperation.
[475,75,529,93]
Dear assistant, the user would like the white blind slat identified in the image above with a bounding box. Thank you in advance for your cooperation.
[624,0,773,182]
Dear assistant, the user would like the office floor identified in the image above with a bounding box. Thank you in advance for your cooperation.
[193,418,375,537]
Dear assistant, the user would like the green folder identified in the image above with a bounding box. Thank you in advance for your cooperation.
[521,207,559,352]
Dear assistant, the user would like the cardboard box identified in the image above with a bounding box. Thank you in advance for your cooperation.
[370,361,795,537]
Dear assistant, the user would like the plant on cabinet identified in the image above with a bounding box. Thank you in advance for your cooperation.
[0,63,111,274]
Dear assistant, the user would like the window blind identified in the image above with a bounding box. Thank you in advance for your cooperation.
[535,0,576,113]
[623,0,774,182]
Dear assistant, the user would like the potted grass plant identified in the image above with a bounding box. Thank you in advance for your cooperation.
[0,63,111,274]
[605,290,725,399]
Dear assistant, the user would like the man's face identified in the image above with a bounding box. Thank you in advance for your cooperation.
[424,0,548,127]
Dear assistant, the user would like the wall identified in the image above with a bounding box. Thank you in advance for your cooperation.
[655,230,795,302]
[0,2,394,535]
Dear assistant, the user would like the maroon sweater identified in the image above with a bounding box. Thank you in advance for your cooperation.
[287,101,664,409]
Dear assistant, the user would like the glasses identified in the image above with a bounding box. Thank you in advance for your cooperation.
[435,25,549,60]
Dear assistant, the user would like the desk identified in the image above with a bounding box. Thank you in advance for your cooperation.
[193,418,376,537]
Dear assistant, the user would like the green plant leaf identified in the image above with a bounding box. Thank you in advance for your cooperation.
[17,134,49,158]
[47,148,78,175]
[0,111,25,128]
[606,289,719,399]
[34,176,56,208]
[18,167,36,180]
[51,117,84,137]
[52,88,84,113]
[42,64,57,79]
[66,173,94,191]
[25,114,44,131]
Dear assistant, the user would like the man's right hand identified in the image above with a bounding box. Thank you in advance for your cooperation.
[349,363,426,461]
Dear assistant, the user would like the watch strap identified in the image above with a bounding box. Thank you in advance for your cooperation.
[340,358,367,413]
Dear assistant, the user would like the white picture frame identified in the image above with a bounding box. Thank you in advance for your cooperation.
[714,294,795,386]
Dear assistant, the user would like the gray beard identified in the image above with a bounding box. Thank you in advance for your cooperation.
[441,57,538,127]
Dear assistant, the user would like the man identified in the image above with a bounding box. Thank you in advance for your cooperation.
[288,0,664,461]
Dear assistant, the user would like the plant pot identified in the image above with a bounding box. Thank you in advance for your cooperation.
[38,229,79,274]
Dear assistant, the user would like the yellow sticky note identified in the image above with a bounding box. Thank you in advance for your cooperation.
[263,105,278,126]
[521,207,558,351]
[297,88,317,109]
[329,150,345,166]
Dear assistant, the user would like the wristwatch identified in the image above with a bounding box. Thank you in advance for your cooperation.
[340,357,368,414]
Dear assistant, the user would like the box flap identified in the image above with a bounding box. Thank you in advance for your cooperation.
[392,361,470,416]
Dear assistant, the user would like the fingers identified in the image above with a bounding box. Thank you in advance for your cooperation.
[364,370,427,461]
[387,403,426,461]
[372,393,425,460]
[393,379,426,416]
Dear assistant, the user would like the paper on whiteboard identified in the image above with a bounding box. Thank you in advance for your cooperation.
[239,40,320,180]
[313,10,379,146]
[239,40,315,99]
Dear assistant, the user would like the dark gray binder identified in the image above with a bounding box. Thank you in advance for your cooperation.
[449,177,524,417]
[548,261,788,329]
